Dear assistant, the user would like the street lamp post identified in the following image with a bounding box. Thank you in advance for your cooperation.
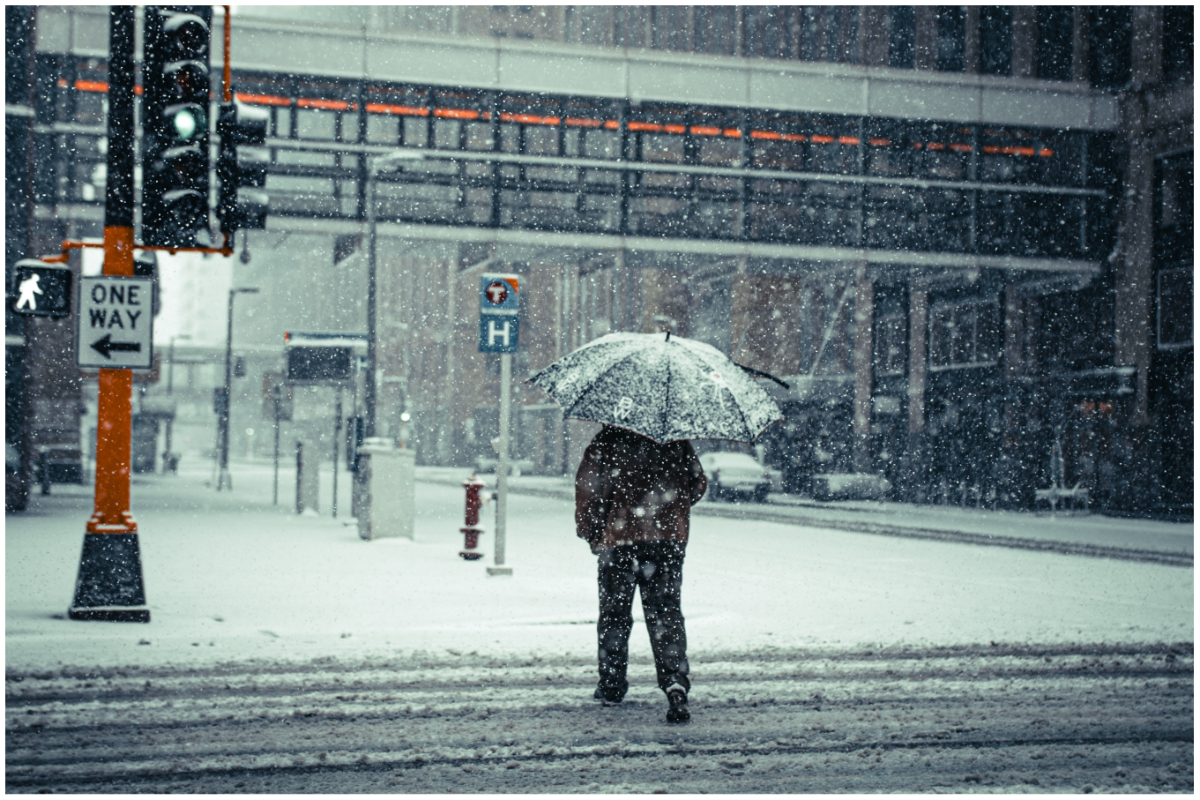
[163,334,191,474]
[364,149,423,442]
[217,287,259,491]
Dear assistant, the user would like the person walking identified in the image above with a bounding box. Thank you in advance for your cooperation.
[575,424,707,724]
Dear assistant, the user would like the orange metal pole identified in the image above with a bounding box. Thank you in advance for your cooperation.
[87,225,137,534]
[224,6,232,103]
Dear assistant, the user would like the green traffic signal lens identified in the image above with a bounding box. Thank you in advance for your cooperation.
[165,104,206,142]
[173,109,197,140]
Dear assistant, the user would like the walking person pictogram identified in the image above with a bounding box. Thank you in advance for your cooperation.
[16,274,43,311]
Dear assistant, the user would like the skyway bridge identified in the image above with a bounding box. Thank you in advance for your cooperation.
[31,12,1116,278]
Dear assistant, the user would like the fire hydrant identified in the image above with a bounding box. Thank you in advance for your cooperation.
[460,473,487,560]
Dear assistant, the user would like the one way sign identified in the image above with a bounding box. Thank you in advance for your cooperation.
[76,276,154,369]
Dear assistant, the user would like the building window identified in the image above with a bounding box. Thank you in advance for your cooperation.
[296,108,337,140]
[1035,7,1074,81]
[935,6,966,72]
[979,7,1012,76]
[874,313,907,376]
[1163,6,1194,80]
[651,6,689,52]
[744,7,788,59]
[929,298,1000,370]
[1156,150,1194,264]
[889,7,915,69]
[1158,268,1194,349]
[1088,7,1132,89]
[692,6,734,55]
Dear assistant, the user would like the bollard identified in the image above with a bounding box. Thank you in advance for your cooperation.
[460,472,486,560]
[296,439,320,515]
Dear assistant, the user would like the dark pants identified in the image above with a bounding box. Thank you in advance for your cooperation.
[596,541,690,698]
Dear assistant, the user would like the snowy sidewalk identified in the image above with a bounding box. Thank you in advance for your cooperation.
[6,455,1192,676]
[417,466,1194,563]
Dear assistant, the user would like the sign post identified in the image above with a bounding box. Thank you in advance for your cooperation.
[479,273,520,577]
[69,7,150,622]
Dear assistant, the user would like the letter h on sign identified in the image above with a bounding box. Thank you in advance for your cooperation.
[479,316,519,353]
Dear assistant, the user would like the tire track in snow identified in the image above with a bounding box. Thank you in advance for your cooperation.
[7,644,1192,793]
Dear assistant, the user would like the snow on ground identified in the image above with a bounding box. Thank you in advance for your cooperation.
[6,454,1191,675]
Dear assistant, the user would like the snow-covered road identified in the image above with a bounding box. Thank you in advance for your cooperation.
[6,643,1192,793]
[5,457,1193,792]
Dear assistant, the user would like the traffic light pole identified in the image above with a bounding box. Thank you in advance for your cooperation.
[69,6,149,622]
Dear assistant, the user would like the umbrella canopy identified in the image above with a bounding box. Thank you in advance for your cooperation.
[528,332,783,444]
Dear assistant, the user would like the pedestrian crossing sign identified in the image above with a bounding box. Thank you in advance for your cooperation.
[11,260,72,318]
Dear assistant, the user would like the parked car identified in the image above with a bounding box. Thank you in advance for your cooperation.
[699,452,773,503]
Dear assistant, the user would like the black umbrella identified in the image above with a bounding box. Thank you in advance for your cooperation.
[528,331,784,444]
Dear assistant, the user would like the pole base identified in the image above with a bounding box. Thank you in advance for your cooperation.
[486,566,513,577]
[68,606,150,622]
[69,532,149,622]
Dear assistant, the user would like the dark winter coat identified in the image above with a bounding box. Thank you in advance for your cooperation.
[575,426,707,552]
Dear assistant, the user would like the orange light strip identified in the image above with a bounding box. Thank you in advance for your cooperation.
[365,102,429,116]
[501,112,561,126]
[983,145,1039,157]
[236,92,291,106]
[297,98,350,110]
[433,108,480,120]
[61,80,1058,159]
[74,80,142,95]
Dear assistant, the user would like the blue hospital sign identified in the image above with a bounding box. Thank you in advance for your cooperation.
[479,315,519,353]
[479,272,521,353]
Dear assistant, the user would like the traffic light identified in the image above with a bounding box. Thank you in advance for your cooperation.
[10,259,72,318]
[217,101,270,234]
[142,6,213,248]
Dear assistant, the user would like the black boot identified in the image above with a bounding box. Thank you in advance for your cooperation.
[594,685,624,705]
[665,685,689,724]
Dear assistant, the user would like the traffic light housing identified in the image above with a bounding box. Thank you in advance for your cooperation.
[10,259,72,318]
[142,6,213,248]
[217,101,270,234]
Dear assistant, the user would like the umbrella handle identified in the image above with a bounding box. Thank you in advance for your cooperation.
[735,363,790,390]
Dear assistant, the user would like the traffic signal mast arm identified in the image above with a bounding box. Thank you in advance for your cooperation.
[40,238,234,264]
